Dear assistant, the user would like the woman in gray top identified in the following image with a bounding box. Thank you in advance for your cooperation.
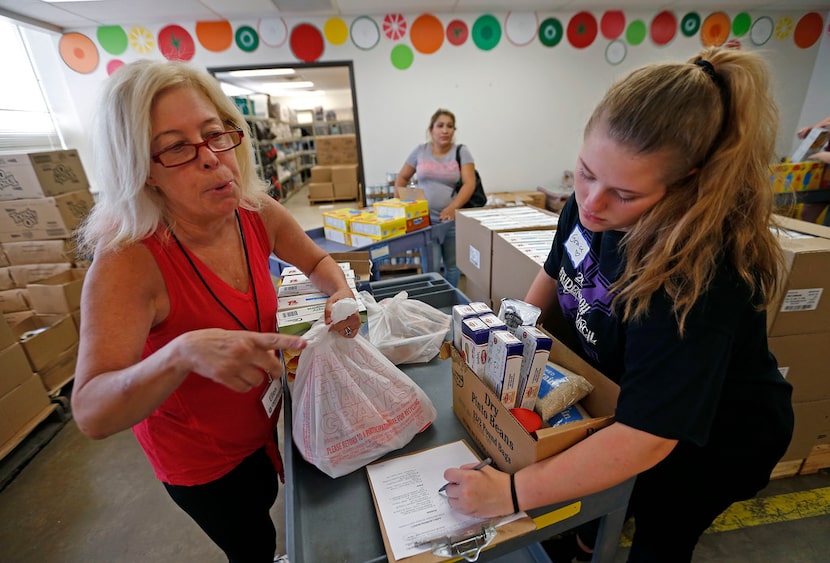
[395,108,477,287]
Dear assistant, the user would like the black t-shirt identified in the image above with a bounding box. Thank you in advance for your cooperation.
[544,196,792,458]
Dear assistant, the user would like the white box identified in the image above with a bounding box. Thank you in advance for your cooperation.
[460,317,489,377]
[452,304,477,351]
[484,330,524,408]
[514,326,554,410]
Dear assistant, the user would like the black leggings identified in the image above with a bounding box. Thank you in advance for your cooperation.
[163,448,279,563]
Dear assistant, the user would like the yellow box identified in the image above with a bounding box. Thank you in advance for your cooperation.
[349,213,407,239]
[322,209,370,232]
[323,226,351,246]
[374,198,429,220]
[770,161,826,193]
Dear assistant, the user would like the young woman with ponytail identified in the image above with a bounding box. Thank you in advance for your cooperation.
[439,47,794,562]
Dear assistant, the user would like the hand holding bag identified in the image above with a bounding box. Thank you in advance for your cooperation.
[292,299,437,478]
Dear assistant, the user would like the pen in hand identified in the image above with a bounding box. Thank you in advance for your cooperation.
[438,457,493,493]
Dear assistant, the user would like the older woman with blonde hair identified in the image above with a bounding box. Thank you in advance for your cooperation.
[74,60,360,562]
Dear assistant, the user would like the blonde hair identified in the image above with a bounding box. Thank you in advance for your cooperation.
[586,48,784,334]
[77,59,267,256]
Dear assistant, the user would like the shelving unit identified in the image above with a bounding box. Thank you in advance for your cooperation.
[245,115,315,202]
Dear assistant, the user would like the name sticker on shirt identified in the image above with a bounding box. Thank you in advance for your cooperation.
[261,376,282,418]
[565,226,590,268]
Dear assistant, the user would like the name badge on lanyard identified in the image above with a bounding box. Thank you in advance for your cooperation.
[261,372,282,417]
[565,225,590,268]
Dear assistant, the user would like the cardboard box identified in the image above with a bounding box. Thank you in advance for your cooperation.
[781,399,830,461]
[770,161,826,193]
[13,314,78,372]
[449,335,619,472]
[37,342,78,393]
[8,262,72,287]
[770,332,830,402]
[308,182,334,201]
[333,181,358,199]
[487,191,547,209]
[323,226,351,246]
[1,239,74,265]
[310,166,332,183]
[350,214,406,239]
[0,373,51,449]
[3,309,34,327]
[0,343,34,397]
[769,217,830,336]
[0,267,19,291]
[330,164,358,185]
[0,149,90,201]
[491,230,556,307]
[374,198,429,220]
[456,207,558,300]
[315,134,358,165]
[0,288,30,313]
[0,190,95,242]
[25,269,86,314]
[0,315,13,349]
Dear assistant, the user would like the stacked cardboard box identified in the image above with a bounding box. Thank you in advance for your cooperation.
[456,207,559,306]
[308,164,360,202]
[0,316,52,460]
[0,149,93,392]
[768,216,830,476]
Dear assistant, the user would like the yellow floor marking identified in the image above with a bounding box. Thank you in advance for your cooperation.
[619,486,830,547]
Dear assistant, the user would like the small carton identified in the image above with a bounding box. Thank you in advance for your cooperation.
[452,304,477,351]
[770,161,826,193]
[374,198,429,220]
[460,317,489,377]
[308,182,334,201]
[478,312,507,332]
[469,302,492,315]
[310,166,332,183]
[484,330,524,408]
[37,342,78,394]
[323,226,351,246]
[406,215,430,232]
[349,214,407,239]
[515,325,554,411]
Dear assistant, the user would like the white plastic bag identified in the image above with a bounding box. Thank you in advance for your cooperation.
[292,306,437,478]
[360,290,451,365]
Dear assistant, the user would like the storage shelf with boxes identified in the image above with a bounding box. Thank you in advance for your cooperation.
[308,134,360,203]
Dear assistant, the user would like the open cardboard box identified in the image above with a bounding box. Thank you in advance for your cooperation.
[442,333,620,472]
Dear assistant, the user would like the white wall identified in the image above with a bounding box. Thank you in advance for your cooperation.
[795,16,830,152]
[44,10,827,193]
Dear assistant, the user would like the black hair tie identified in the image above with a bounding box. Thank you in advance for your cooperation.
[694,59,718,81]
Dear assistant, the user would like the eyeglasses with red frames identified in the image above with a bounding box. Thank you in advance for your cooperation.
[151,129,244,168]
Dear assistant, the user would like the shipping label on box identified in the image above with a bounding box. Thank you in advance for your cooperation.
[484,330,524,408]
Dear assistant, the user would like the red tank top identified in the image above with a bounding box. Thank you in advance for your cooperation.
[133,209,282,485]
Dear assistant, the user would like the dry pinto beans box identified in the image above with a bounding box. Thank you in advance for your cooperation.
[445,333,619,472]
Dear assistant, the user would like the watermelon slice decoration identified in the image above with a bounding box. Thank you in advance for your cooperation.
[383,13,407,40]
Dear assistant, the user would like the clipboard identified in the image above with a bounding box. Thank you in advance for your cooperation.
[366,440,536,563]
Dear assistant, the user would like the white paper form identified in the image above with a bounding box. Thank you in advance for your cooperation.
[366,440,507,560]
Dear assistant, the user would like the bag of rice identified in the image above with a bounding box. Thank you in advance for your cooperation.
[534,362,594,420]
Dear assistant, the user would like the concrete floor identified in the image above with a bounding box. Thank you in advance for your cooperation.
[1,186,829,562]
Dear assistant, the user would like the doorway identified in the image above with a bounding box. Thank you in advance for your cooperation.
[209,61,365,206]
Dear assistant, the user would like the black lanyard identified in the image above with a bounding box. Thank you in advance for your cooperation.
[169,209,262,332]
